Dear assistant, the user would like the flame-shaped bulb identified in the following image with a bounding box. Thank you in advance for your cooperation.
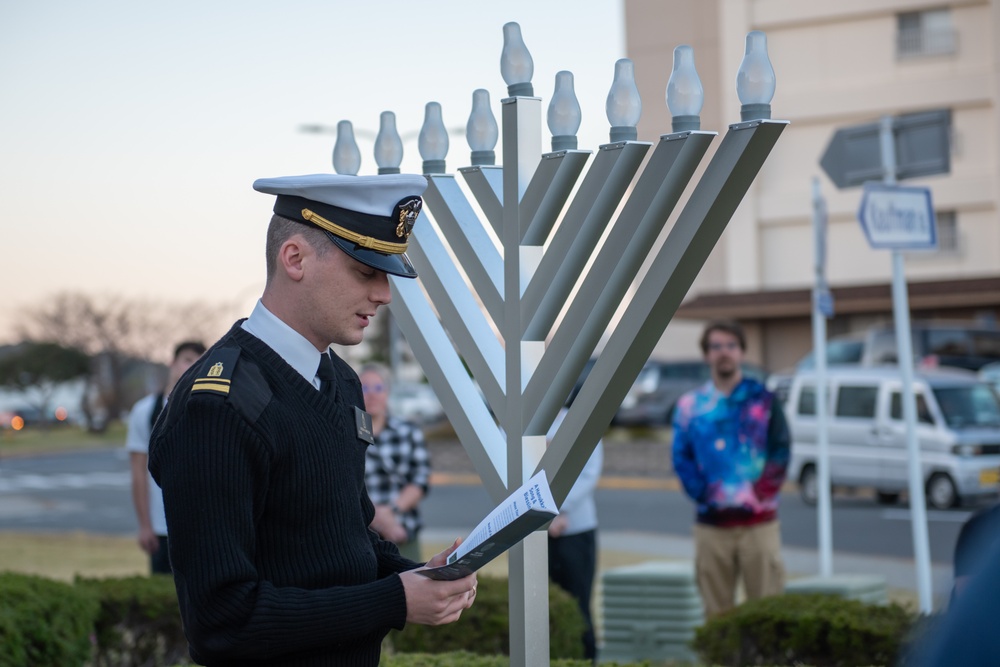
[666,45,704,132]
[500,22,534,97]
[466,89,498,166]
[547,71,582,151]
[736,30,776,121]
[332,120,361,175]
[418,101,449,175]
[374,111,403,175]
[606,58,641,142]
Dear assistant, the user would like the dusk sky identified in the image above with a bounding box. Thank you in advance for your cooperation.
[0,0,626,343]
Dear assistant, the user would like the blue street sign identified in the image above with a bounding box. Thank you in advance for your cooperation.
[816,286,835,318]
[857,182,937,250]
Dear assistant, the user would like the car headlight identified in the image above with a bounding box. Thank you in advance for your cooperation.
[953,444,983,457]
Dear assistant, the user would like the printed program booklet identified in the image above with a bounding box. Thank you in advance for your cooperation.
[418,470,558,581]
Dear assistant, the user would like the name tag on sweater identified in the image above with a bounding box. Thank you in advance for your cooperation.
[355,407,374,444]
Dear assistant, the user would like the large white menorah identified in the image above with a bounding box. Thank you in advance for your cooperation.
[337,23,786,666]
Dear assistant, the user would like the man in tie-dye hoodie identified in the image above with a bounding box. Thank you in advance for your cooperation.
[671,320,790,618]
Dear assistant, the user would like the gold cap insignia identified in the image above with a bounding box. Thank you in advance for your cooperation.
[395,197,422,240]
[207,362,224,378]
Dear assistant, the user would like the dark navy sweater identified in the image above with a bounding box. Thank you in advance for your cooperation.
[150,323,417,666]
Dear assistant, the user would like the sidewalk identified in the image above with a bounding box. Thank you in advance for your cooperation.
[424,435,955,608]
[422,527,953,609]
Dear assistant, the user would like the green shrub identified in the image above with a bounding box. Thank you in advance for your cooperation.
[693,592,915,667]
[388,576,587,659]
[378,652,623,666]
[75,574,188,667]
[0,571,99,667]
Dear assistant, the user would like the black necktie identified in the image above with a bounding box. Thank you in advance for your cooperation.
[316,352,335,396]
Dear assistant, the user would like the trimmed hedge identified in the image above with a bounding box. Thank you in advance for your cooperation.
[0,571,99,667]
[379,653,599,666]
[170,654,643,667]
[388,575,587,659]
[693,592,916,667]
[75,574,188,667]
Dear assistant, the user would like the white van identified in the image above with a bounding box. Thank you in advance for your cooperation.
[785,366,1000,509]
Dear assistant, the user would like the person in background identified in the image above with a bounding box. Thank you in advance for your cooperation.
[672,320,790,618]
[547,385,603,662]
[951,501,1000,602]
[910,533,1000,666]
[361,362,431,562]
[149,173,475,667]
[126,340,205,574]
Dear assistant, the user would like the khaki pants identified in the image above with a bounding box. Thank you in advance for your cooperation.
[693,520,785,618]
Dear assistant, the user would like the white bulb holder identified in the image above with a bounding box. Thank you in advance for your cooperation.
[736,30,776,121]
[666,45,704,132]
[419,101,449,175]
[500,22,534,97]
[606,58,641,143]
[332,120,361,175]
[547,71,581,151]
[466,89,498,166]
[374,111,404,175]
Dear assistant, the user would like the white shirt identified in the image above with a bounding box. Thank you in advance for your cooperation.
[125,393,168,535]
[241,299,328,389]
[547,408,604,535]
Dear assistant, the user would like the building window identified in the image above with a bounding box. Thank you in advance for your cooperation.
[936,211,959,253]
[897,8,957,58]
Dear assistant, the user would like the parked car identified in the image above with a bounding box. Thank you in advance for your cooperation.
[979,361,1000,394]
[796,322,1000,372]
[388,382,444,424]
[783,366,1000,510]
[612,359,766,427]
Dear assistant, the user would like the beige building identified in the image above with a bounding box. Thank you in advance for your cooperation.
[625,0,1000,371]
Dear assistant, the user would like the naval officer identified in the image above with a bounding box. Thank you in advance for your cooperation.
[150,173,476,667]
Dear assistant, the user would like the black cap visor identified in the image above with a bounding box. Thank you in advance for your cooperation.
[325,231,417,278]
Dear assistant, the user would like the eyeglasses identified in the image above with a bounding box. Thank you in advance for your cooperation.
[362,383,386,394]
[707,342,740,352]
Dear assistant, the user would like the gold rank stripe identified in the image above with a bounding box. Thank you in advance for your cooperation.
[301,208,408,254]
[192,379,231,394]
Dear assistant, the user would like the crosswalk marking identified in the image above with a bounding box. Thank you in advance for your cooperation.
[880,508,972,523]
[0,471,130,492]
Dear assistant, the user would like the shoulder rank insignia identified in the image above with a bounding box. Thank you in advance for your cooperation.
[191,347,240,397]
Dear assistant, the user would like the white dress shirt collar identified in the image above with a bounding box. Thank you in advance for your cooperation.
[241,300,326,388]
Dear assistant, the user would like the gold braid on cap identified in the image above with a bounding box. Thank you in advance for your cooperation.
[301,209,409,254]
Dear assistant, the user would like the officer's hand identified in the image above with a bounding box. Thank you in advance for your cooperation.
[399,571,477,625]
[425,537,462,568]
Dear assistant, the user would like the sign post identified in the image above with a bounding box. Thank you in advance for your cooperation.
[811,177,833,578]
[820,109,951,189]
[821,109,947,614]
[853,116,937,614]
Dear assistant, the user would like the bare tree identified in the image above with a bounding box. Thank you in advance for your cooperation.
[0,341,90,427]
[16,292,232,430]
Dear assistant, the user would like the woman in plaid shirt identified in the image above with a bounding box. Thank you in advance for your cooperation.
[360,363,431,562]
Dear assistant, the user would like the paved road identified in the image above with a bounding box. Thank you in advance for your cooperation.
[0,448,968,567]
